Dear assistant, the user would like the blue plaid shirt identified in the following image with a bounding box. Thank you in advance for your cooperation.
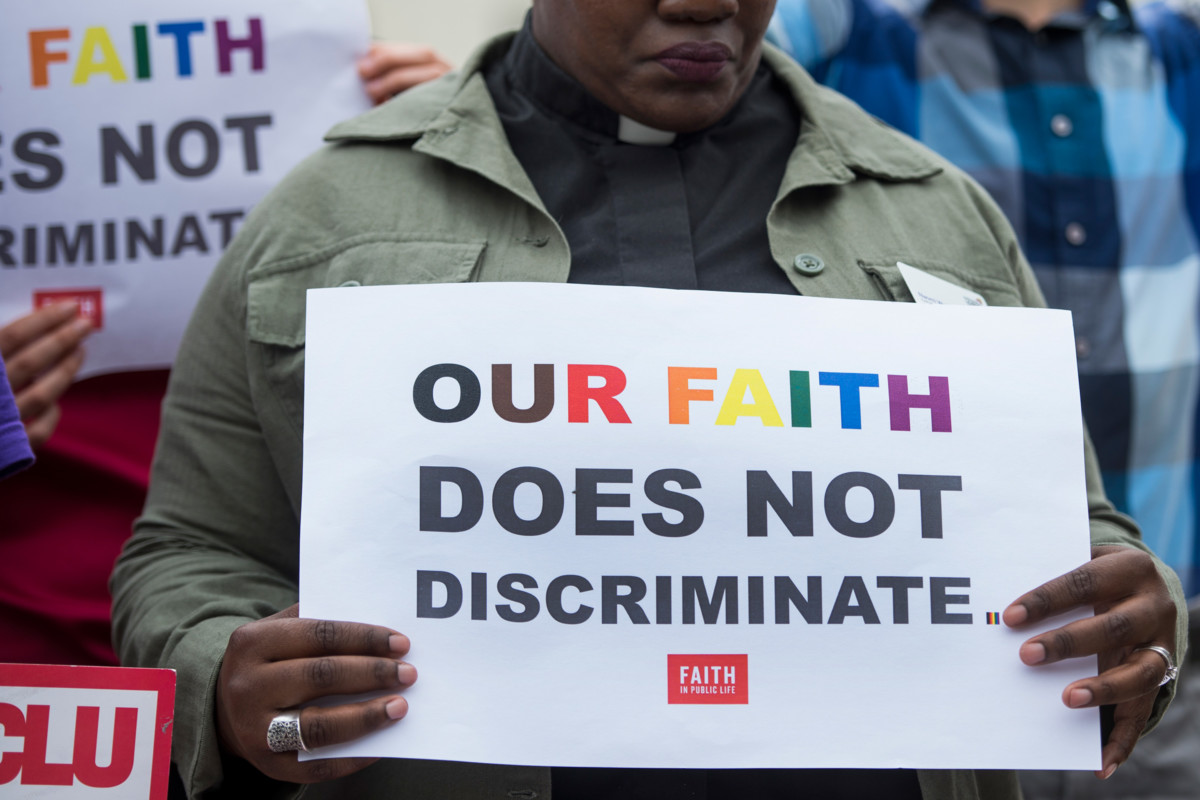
[770,0,1200,594]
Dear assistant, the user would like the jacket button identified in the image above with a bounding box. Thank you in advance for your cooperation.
[1050,114,1073,138]
[793,254,825,275]
[1064,223,1087,246]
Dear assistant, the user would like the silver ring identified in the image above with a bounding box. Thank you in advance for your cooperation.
[266,710,308,753]
[1134,645,1179,687]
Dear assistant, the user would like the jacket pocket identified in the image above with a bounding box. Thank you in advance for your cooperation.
[246,236,486,347]
[242,237,486,442]
[858,258,1026,308]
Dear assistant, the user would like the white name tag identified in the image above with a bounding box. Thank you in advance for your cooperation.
[898,262,988,307]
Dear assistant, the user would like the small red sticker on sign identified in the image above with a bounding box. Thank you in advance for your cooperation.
[33,288,104,330]
[668,654,748,704]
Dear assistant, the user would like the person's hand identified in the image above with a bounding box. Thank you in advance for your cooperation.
[358,42,451,105]
[0,304,92,447]
[216,604,417,784]
[1004,545,1177,779]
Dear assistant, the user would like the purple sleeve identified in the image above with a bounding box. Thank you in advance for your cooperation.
[0,357,33,479]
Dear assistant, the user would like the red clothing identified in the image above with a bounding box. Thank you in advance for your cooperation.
[0,370,168,665]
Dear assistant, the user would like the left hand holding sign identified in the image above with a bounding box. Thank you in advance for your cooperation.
[216,604,417,784]
[1004,545,1178,780]
[0,303,92,447]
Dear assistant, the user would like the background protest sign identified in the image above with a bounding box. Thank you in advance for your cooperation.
[0,0,371,377]
[299,283,1100,770]
[0,663,175,798]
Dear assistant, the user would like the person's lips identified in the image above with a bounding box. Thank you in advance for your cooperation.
[655,42,733,83]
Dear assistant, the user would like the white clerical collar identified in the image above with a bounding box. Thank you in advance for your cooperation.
[617,115,677,146]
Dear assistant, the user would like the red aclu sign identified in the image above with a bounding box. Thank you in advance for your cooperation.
[0,663,175,798]
[668,654,748,705]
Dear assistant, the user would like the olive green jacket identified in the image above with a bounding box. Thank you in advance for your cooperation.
[111,34,1186,800]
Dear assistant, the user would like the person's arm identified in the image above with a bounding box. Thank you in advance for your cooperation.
[357,42,451,105]
[0,303,92,447]
[110,201,414,797]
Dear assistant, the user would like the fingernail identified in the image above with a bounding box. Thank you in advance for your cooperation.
[389,634,409,656]
[73,319,93,334]
[385,697,407,720]
[1019,642,1046,665]
[397,662,417,685]
[1067,688,1093,708]
[1101,762,1119,779]
[1003,605,1028,626]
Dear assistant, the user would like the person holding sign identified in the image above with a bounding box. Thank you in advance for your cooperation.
[111,0,1186,798]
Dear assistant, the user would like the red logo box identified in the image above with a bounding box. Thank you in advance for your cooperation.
[668,654,748,705]
[33,288,104,330]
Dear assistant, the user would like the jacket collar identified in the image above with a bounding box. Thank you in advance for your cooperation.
[326,35,547,213]
[759,44,943,193]
[325,32,944,205]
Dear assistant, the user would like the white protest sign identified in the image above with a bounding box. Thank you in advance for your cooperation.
[300,283,1100,770]
[0,663,175,798]
[0,0,371,377]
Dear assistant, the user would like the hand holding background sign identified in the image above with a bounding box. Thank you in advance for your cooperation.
[357,42,452,105]
[0,304,92,446]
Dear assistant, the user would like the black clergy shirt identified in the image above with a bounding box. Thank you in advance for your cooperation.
[481,21,924,800]
[484,22,801,295]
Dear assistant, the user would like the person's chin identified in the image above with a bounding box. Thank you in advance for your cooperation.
[638,90,738,133]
